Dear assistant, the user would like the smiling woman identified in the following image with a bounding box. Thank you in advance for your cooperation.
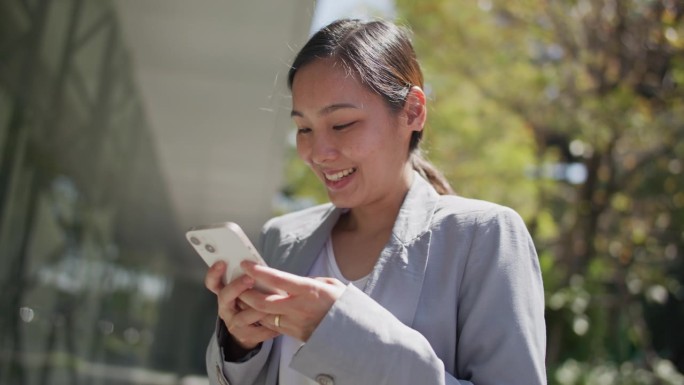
[204,18,547,385]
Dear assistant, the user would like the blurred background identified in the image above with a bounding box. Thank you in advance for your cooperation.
[0,0,682,384]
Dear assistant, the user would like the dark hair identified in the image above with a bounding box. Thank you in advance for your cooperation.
[287,19,454,195]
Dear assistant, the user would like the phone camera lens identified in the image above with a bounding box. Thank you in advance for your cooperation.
[205,244,216,253]
[190,236,201,245]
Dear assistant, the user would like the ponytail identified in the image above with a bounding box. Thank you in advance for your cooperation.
[409,131,454,195]
[410,151,454,196]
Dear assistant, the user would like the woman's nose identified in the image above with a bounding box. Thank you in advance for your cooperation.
[310,133,338,164]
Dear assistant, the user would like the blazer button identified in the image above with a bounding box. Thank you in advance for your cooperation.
[315,374,335,385]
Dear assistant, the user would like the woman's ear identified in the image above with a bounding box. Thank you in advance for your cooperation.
[403,86,427,132]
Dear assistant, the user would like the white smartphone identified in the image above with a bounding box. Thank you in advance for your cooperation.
[186,222,285,295]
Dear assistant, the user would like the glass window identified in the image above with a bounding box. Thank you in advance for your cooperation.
[0,1,214,384]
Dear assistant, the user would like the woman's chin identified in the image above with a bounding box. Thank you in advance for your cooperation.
[326,192,357,209]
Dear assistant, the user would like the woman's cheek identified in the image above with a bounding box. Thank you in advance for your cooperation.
[295,138,310,163]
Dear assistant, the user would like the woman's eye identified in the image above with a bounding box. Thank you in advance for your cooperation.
[332,121,356,130]
[297,127,312,134]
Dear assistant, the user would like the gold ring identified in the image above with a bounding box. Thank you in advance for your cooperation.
[274,314,281,328]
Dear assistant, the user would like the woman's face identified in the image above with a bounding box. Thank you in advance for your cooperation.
[291,58,417,209]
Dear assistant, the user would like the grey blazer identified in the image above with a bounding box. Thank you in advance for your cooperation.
[207,173,547,385]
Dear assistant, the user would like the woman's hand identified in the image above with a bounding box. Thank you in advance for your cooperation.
[204,261,280,350]
[237,261,347,342]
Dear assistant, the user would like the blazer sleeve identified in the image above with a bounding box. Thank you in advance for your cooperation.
[206,325,273,385]
[289,284,472,385]
[455,206,547,384]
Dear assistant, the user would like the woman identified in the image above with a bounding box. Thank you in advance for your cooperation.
[205,19,546,385]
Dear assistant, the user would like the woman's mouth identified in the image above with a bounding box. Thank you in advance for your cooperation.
[324,168,357,182]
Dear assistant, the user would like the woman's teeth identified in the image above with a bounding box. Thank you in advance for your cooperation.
[325,168,356,181]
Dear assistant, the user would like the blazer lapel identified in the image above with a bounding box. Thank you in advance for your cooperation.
[274,205,342,276]
[364,230,433,327]
[364,173,439,327]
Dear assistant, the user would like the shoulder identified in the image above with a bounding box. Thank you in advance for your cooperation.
[432,195,528,233]
[261,203,334,242]
[432,196,538,277]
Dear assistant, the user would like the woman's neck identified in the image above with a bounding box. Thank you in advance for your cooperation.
[338,168,413,236]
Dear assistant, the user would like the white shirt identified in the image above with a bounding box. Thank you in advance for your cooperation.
[278,238,370,385]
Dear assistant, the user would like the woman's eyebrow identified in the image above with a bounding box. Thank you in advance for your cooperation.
[291,103,359,118]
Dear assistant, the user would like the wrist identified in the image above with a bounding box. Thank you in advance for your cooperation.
[218,320,261,362]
